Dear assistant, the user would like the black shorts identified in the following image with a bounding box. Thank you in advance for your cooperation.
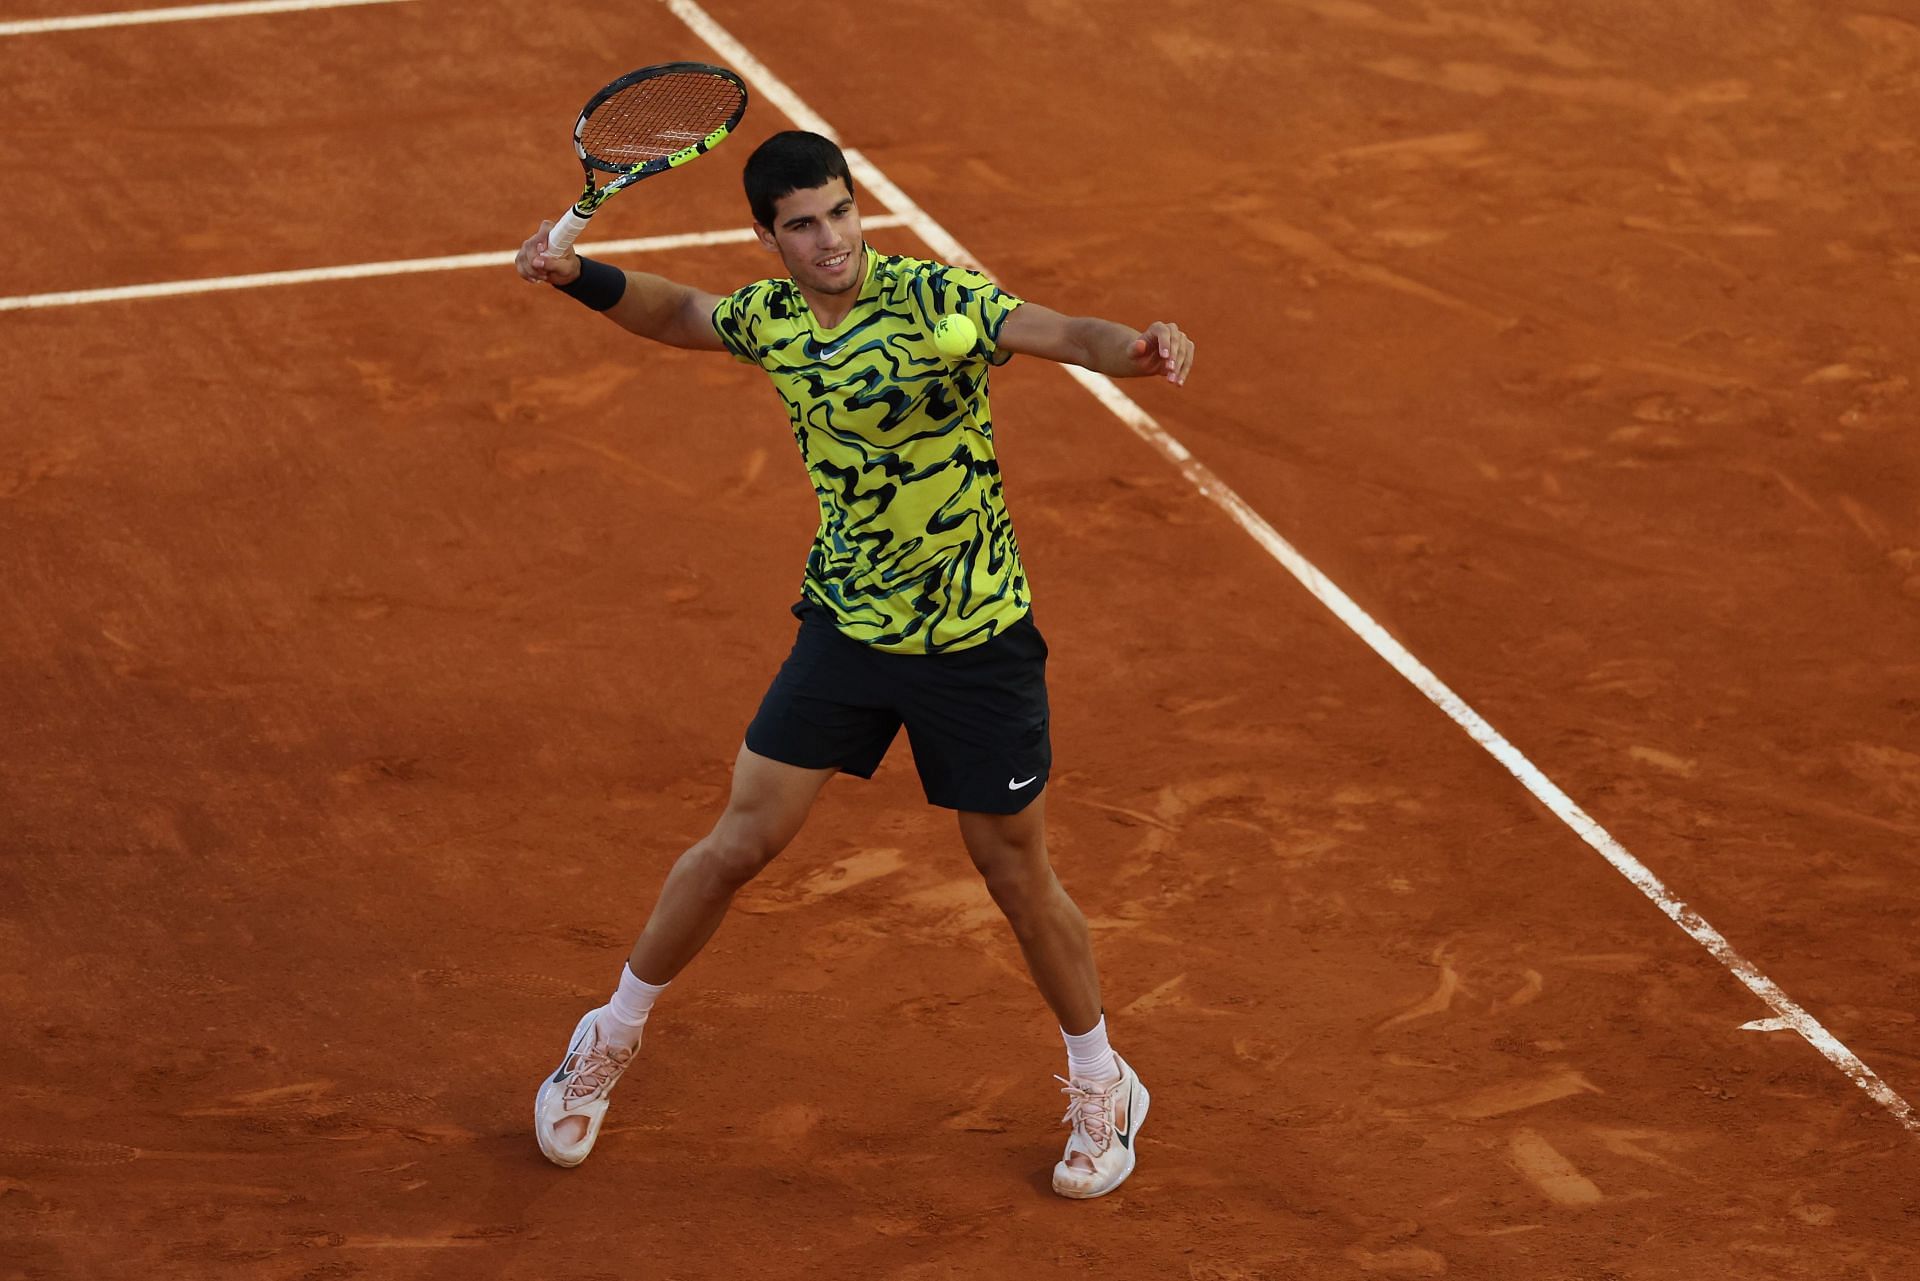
[744,602,1051,814]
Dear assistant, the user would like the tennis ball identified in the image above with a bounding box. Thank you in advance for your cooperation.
[932,313,979,358]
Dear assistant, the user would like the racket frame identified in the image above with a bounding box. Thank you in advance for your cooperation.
[546,61,749,254]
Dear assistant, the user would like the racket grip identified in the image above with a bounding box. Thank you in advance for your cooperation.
[546,207,593,256]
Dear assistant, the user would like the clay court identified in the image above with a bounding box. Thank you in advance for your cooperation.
[5,0,1920,1276]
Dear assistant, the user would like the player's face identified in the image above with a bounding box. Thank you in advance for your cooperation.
[758,179,864,296]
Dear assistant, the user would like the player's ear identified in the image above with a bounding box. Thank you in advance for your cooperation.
[752,223,779,254]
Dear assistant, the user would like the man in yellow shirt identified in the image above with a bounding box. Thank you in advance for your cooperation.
[516,131,1194,1199]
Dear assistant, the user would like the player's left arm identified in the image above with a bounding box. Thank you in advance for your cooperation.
[995,303,1195,386]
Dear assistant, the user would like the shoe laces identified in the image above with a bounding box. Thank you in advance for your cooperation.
[1056,1075,1116,1154]
[563,1034,633,1106]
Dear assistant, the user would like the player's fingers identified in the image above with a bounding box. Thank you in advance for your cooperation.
[523,222,555,274]
[1152,324,1178,377]
[1151,321,1173,362]
[517,229,549,279]
[1177,339,1196,385]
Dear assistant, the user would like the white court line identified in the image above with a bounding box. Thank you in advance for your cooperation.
[0,0,411,37]
[663,0,1920,1134]
[0,216,910,311]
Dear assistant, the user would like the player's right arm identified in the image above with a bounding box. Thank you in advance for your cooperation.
[514,220,728,353]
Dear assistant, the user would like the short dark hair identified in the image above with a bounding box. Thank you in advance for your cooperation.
[743,131,855,228]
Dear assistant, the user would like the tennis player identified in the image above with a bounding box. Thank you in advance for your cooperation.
[514,131,1194,1199]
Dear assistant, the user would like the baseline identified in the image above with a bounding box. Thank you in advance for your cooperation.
[0,216,910,311]
[0,0,412,38]
[659,0,1919,1134]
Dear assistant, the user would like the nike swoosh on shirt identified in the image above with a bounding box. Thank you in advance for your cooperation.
[1008,776,1039,790]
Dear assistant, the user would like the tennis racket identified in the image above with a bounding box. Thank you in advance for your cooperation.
[544,62,750,255]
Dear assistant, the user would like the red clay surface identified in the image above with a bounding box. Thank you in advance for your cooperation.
[4,1,1919,1277]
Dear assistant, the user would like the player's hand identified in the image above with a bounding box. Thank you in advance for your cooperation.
[516,221,583,287]
[1126,322,1194,386]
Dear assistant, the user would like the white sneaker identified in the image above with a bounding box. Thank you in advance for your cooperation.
[1051,1053,1149,1199]
[534,1007,636,1168]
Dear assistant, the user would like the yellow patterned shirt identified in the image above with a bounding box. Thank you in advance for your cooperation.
[712,246,1029,653]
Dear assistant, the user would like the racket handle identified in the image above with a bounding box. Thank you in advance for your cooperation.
[546,207,593,256]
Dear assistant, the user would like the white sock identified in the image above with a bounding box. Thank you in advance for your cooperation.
[598,964,669,1051]
[1061,1015,1120,1085]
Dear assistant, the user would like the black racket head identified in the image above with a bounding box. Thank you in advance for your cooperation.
[574,62,750,177]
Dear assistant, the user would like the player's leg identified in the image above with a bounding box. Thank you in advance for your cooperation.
[899,610,1150,1198]
[536,744,834,1165]
[626,742,836,983]
[535,604,899,1168]
[898,611,1103,1039]
[956,795,1101,1033]
[958,799,1149,1199]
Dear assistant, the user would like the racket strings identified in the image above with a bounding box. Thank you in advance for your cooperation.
[581,73,745,170]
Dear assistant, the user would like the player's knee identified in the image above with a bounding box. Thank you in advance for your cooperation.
[977,858,1051,931]
[692,827,782,890]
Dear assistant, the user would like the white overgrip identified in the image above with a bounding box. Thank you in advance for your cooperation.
[546,207,593,256]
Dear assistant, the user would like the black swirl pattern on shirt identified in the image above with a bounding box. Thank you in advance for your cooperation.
[713,251,1029,653]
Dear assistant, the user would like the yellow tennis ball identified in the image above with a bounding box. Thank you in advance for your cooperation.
[932,313,979,358]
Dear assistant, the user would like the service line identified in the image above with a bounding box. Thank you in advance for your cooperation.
[0,216,911,311]
[0,0,411,37]
[660,0,1920,1134]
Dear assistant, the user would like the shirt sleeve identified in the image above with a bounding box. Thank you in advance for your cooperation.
[711,281,767,364]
